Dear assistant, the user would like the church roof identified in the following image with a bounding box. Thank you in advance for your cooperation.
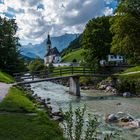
[45,47,60,57]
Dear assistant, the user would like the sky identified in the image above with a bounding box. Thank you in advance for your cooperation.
[0,0,117,45]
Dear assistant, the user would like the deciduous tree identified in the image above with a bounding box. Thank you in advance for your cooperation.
[110,0,140,64]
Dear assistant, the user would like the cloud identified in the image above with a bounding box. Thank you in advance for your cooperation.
[0,0,117,44]
[104,7,113,16]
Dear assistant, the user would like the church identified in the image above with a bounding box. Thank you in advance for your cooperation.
[44,34,61,65]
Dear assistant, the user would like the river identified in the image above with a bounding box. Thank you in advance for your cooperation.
[31,81,140,140]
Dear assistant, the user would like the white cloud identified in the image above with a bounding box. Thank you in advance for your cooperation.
[104,7,113,16]
[0,0,116,44]
[0,3,7,13]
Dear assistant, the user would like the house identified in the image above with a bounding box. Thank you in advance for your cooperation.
[108,54,123,63]
[100,54,124,66]
[44,34,61,65]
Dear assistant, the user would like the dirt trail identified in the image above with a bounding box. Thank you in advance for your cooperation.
[0,82,12,101]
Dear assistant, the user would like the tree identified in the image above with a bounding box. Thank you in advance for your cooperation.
[110,0,140,64]
[0,17,25,73]
[82,16,112,68]
[28,58,44,74]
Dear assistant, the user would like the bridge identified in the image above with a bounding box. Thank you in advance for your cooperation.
[13,66,113,97]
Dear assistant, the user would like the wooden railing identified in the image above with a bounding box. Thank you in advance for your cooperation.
[13,66,96,82]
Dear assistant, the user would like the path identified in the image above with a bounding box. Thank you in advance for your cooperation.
[119,71,140,75]
[0,82,12,101]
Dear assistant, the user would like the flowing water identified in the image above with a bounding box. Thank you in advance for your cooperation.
[31,81,140,140]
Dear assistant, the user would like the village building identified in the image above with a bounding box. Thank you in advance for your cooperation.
[100,54,124,66]
[44,34,61,65]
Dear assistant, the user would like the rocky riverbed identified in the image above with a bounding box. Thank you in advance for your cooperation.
[19,81,140,140]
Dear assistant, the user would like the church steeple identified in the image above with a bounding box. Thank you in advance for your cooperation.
[47,33,52,52]
[47,34,51,45]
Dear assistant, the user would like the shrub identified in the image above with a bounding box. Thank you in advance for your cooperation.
[60,104,119,140]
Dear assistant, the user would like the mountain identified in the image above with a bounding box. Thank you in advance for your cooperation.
[20,34,79,59]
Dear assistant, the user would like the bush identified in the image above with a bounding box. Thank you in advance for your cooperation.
[116,78,137,94]
[48,63,54,73]
[116,73,140,95]
[28,58,45,74]
[60,104,119,140]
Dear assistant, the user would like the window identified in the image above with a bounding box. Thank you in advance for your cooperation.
[111,56,114,59]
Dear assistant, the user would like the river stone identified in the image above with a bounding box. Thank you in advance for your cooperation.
[52,116,63,122]
[123,92,132,98]
[108,114,118,122]
[129,120,140,128]
[99,84,107,90]
[121,117,131,122]
[116,112,126,118]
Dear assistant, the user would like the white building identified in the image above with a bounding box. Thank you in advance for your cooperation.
[44,34,61,65]
[100,54,124,66]
[108,55,123,63]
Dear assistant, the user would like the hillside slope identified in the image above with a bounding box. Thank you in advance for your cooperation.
[62,49,84,62]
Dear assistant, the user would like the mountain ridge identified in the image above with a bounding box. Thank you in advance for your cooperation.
[20,34,79,59]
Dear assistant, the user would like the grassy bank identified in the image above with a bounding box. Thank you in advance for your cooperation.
[0,87,36,112]
[0,87,65,140]
[0,71,15,83]
[0,113,64,140]
[122,66,140,73]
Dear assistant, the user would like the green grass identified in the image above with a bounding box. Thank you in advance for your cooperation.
[62,49,84,62]
[119,73,140,80]
[121,66,140,73]
[0,87,65,139]
[0,114,65,140]
[0,71,15,83]
[0,87,36,113]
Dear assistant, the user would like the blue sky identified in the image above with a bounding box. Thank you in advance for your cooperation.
[0,0,117,45]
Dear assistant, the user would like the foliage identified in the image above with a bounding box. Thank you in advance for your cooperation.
[116,78,137,94]
[110,0,140,64]
[116,73,140,94]
[48,63,54,73]
[0,17,25,73]
[82,16,112,68]
[80,77,92,85]
[28,58,45,74]
[0,87,36,112]
[62,49,84,63]
[0,114,65,140]
[60,104,118,140]
[0,70,15,83]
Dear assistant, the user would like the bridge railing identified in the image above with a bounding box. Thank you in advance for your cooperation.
[13,66,95,82]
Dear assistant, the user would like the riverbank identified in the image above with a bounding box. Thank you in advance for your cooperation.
[0,86,65,140]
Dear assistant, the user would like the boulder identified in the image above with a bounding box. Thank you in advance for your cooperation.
[116,112,126,118]
[107,114,118,122]
[52,116,63,122]
[128,120,140,128]
[99,84,107,90]
[105,86,117,93]
[123,92,132,98]
[121,117,130,122]
[116,103,121,106]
